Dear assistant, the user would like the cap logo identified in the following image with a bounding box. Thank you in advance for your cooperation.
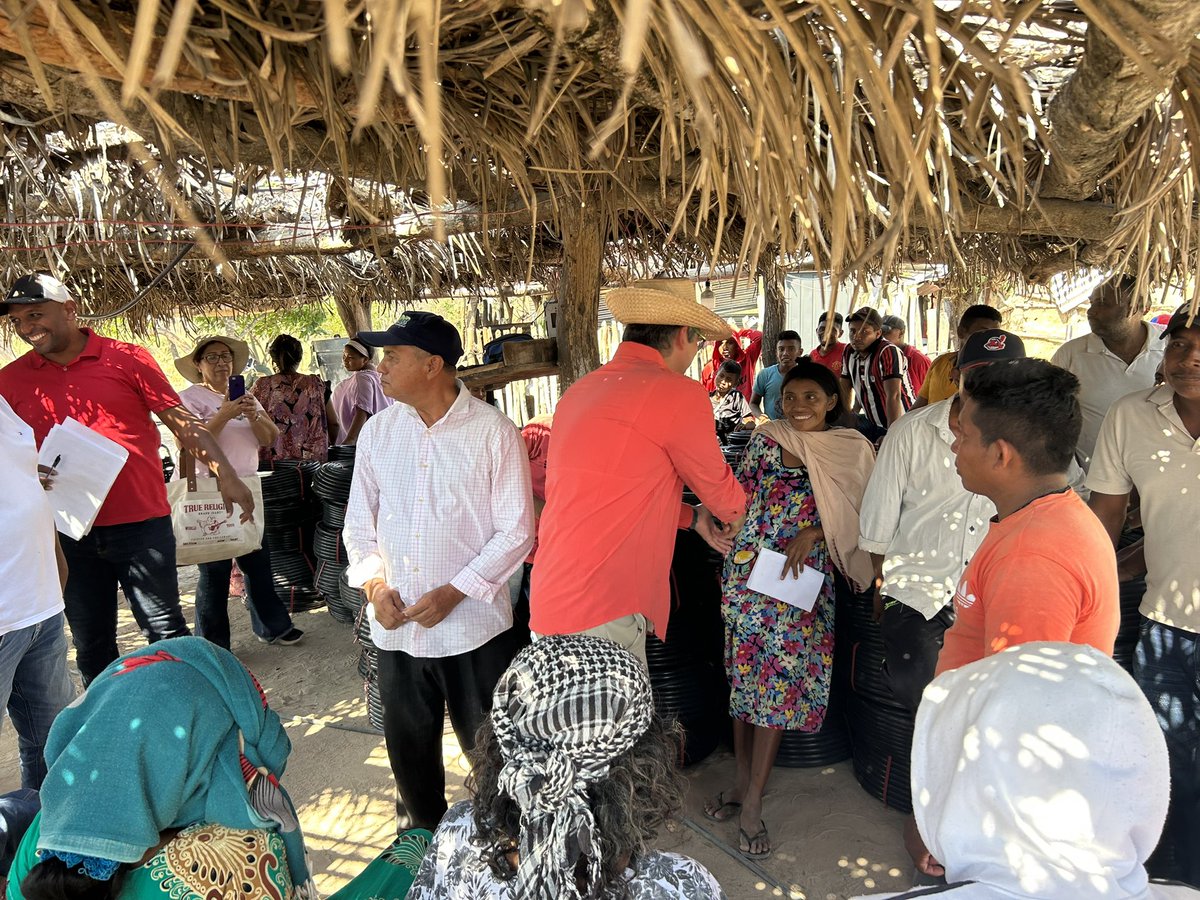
[984,335,1007,351]
[396,314,411,328]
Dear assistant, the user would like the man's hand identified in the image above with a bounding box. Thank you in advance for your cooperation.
[37,464,57,491]
[217,473,256,524]
[695,506,735,555]
[1116,539,1147,583]
[904,815,944,878]
[782,527,824,579]
[872,584,885,623]
[404,584,467,628]
[366,579,407,629]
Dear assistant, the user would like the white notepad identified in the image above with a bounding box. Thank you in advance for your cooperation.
[746,547,824,611]
[37,417,129,540]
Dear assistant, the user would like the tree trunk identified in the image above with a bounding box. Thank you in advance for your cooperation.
[1040,0,1200,200]
[334,295,371,338]
[757,244,786,366]
[555,199,605,390]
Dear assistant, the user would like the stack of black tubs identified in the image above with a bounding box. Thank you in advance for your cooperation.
[354,586,384,733]
[648,521,728,766]
[259,462,325,613]
[312,458,355,622]
[837,576,914,813]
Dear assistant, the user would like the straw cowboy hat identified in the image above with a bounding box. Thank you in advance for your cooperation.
[174,335,251,384]
[605,279,733,340]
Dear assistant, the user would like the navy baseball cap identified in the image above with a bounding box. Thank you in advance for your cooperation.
[2,273,71,314]
[357,311,464,365]
[1159,303,1198,339]
[957,328,1026,370]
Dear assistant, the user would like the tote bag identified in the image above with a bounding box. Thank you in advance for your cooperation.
[168,451,263,566]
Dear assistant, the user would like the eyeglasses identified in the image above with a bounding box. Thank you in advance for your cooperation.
[201,352,234,364]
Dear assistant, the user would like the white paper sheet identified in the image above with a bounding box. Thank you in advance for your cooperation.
[746,547,824,611]
[37,417,129,540]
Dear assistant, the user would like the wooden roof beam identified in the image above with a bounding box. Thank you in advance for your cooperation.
[0,5,318,109]
[1039,0,1200,201]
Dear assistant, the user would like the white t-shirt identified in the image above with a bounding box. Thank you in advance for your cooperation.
[1087,385,1200,634]
[1050,325,1164,470]
[178,384,266,479]
[0,396,64,634]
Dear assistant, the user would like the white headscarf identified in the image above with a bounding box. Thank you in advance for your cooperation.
[855,643,1198,899]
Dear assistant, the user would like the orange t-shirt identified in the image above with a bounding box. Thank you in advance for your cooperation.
[935,490,1119,676]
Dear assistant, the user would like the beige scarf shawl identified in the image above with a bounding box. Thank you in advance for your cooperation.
[753,421,876,592]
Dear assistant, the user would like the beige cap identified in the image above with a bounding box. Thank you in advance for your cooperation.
[605,279,733,341]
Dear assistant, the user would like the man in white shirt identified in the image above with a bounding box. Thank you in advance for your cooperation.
[1051,274,1164,471]
[0,395,75,793]
[1088,304,1200,886]
[344,311,534,831]
[858,330,1025,711]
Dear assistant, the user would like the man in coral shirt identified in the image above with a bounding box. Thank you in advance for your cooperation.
[531,280,747,664]
[905,357,1119,881]
[937,357,1118,676]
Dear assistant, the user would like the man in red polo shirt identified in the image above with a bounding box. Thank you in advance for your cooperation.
[530,280,747,664]
[0,273,254,684]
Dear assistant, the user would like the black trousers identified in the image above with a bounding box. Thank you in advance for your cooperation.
[377,629,518,830]
[879,601,956,713]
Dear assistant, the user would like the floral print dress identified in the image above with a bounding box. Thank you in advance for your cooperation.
[252,372,329,462]
[721,432,836,731]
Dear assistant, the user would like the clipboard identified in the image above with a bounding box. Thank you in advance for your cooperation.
[37,417,129,540]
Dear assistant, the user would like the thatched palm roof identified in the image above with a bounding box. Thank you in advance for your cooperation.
[0,0,1198,329]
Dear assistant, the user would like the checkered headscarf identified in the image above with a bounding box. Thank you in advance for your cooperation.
[491,635,654,900]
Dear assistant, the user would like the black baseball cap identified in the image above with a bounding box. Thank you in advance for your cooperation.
[2,273,71,314]
[847,307,884,330]
[357,311,464,365]
[1159,303,1198,339]
[957,328,1026,370]
[881,315,906,333]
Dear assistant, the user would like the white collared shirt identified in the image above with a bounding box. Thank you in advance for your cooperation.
[858,398,995,619]
[1051,324,1164,470]
[0,396,64,635]
[343,384,534,657]
[1088,385,1200,634]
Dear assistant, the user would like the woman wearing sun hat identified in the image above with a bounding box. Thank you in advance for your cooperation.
[174,336,304,649]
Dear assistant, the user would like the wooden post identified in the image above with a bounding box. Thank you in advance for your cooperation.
[334,295,372,337]
[555,198,605,390]
[757,243,786,366]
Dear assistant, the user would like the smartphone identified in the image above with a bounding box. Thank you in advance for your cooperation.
[228,375,246,400]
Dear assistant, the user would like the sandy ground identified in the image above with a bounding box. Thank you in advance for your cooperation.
[0,570,909,899]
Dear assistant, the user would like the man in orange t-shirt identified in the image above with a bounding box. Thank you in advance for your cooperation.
[903,357,1120,882]
[937,357,1119,676]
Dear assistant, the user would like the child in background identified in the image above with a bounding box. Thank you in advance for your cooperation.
[712,360,755,442]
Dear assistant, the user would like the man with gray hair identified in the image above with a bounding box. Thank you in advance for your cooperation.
[344,311,535,830]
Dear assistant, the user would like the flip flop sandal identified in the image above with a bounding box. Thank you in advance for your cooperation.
[739,820,772,860]
[702,791,742,823]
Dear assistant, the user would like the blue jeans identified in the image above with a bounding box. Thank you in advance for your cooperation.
[0,614,75,789]
[196,547,294,648]
[0,789,39,876]
[1134,617,1200,886]
[60,516,189,686]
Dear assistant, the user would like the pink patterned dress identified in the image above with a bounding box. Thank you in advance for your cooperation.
[720,432,836,731]
[251,372,329,462]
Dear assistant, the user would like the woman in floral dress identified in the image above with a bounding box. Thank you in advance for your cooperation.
[704,360,875,860]
[252,334,335,463]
